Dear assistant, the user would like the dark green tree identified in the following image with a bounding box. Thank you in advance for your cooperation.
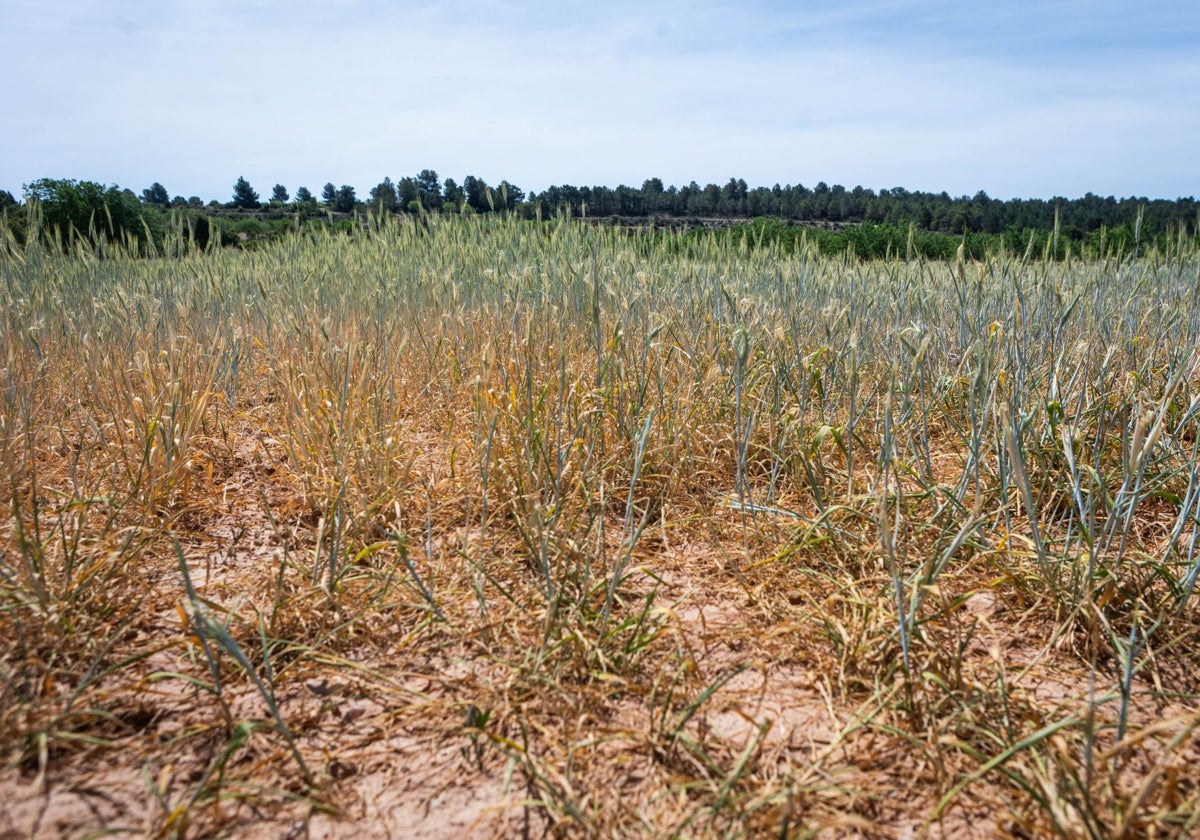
[678,182,700,215]
[397,177,420,210]
[534,185,576,215]
[141,182,170,207]
[188,215,235,250]
[720,178,748,215]
[0,190,17,211]
[442,178,463,209]
[642,178,665,213]
[463,175,490,212]
[231,176,260,209]
[321,182,337,206]
[501,181,524,208]
[270,184,290,204]
[295,186,315,205]
[612,185,639,215]
[415,169,442,209]
[333,185,357,213]
[368,178,398,212]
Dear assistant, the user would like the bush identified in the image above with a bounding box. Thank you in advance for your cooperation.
[23,178,166,253]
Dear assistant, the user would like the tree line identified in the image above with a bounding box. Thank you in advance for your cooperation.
[532,178,1198,240]
[2,172,1196,258]
[117,173,1200,238]
[132,172,526,215]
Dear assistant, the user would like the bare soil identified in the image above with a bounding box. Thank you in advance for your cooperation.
[2,420,1198,839]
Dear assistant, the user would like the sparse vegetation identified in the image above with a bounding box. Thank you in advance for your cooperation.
[1,211,1199,837]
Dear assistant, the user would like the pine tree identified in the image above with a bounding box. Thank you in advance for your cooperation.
[231,176,260,209]
[141,182,170,206]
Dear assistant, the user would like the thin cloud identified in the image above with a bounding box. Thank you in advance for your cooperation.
[2,0,1196,201]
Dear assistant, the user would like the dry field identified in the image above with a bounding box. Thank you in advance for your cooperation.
[2,214,1199,838]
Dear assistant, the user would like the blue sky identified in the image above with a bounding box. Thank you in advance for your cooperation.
[4,0,1198,202]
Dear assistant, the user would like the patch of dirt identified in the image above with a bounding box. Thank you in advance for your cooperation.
[3,421,1200,839]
